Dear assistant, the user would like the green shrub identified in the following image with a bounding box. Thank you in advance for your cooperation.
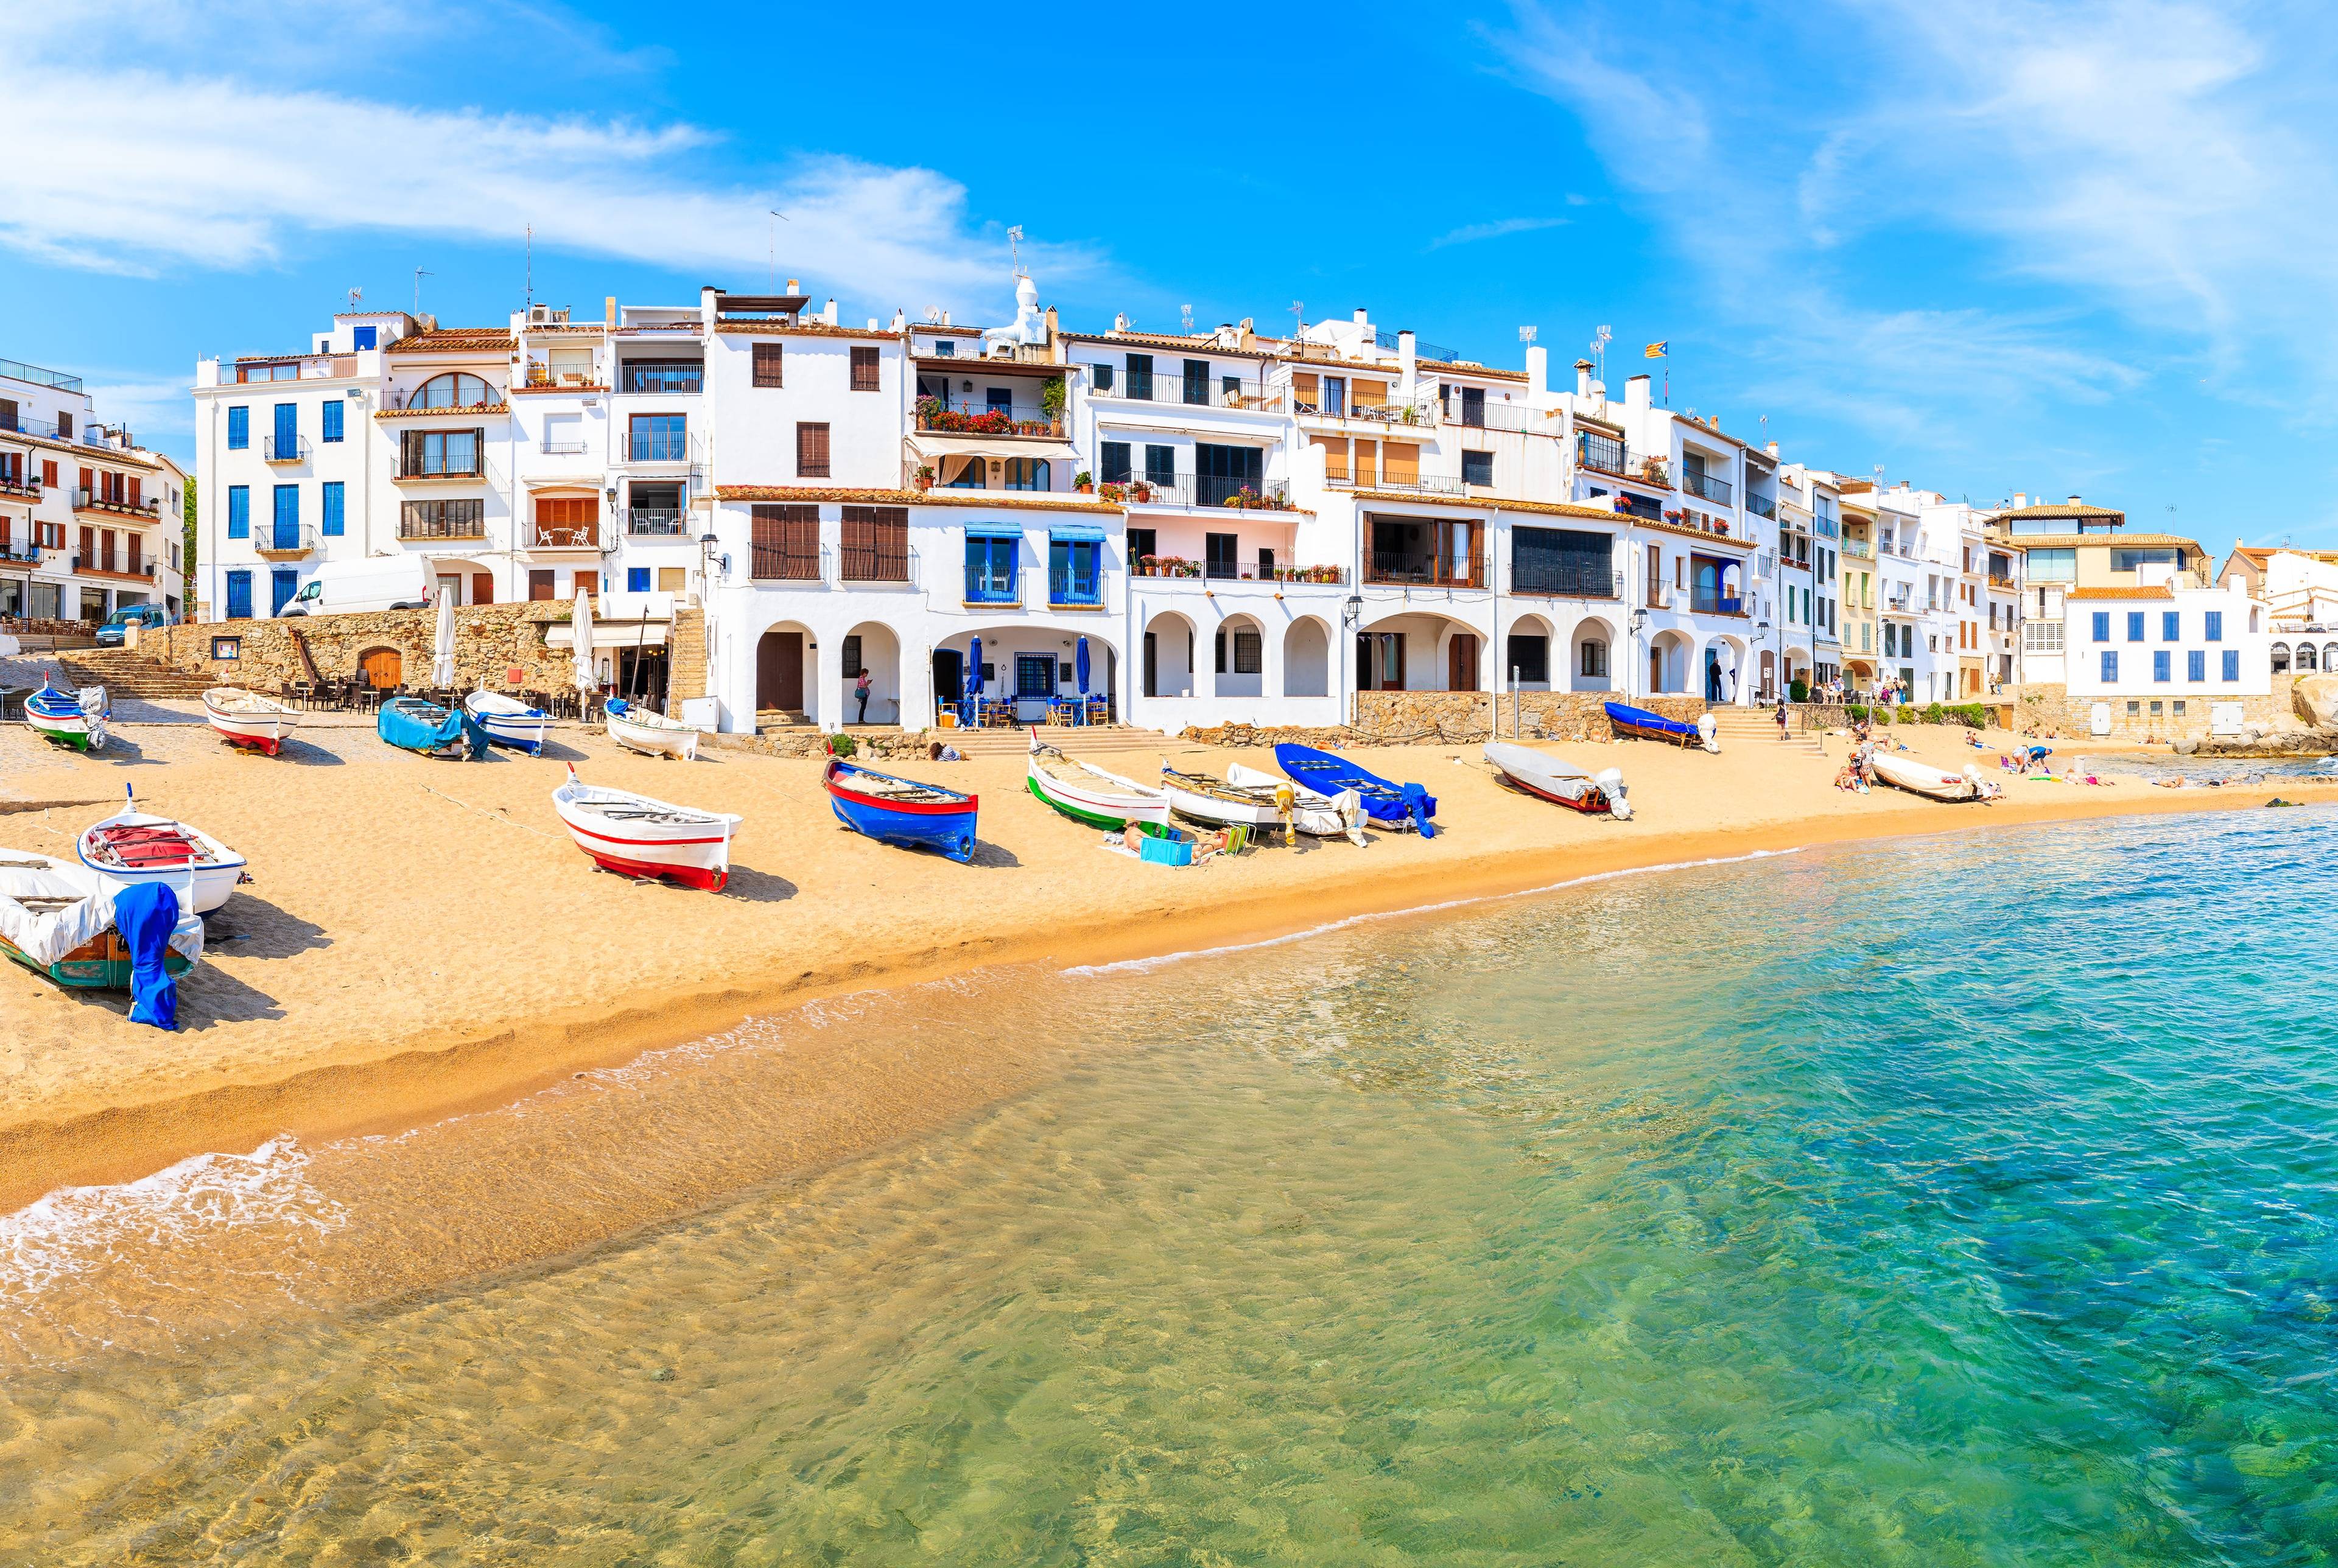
[826,732,858,758]
[1789,678,1811,704]
[1922,702,1946,724]
[1943,703,1988,729]
[1845,703,1869,723]
[1871,705,1894,725]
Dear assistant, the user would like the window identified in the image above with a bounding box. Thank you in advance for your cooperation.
[401,429,482,477]
[321,399,343,443]
[227,406,248,449]
[1100,442,1131,485]
[749,503,820,580]
[619,360,701,394]
[2127,612,2144,642]
[1195,442,1263,506]
[410,373,491,408]
[753,343,784,388]
[1205,533,1238,579]
[796,422,831,478]
[1580,637,1609,677]
[1507,634,1550,683]
[1003,457,1049,491]
[840,636,863,679]
[2162,611,2180,640]
[1092,363,1115,393]
[1462,450,1494,487]
[2092,611,2110,642]
[851,346,881,392]
[2111,547,2176,573]
[1182,359,1210,406]
[1126,527,1156,562]
[2028,547,2075,582]
[2101,651,2118,682]
[225,569,252,619]
[1049,538,1101,603]
[932,339,954,357]
[2153,650,2171,682]
[1144,445,1174,488]
[1125,354,1153,399]
[272,485,300,548]
[227,485,249,539]
[1214,628,1262,674]
[402,499,483,538]
[2187,650,2205,682]
[1322,376,1346,416]
[271,569,300,616]
[839,506,908,581]
[964,534,1018,600]
[2205,610,2223,642]
[628,567,651,593]
[321,481,345,536]
[2223,649,2241,682]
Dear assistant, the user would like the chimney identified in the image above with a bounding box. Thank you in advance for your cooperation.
[605,296,616,326]
[1766,441,1779,458]
[941,310,951,327]
[1044,305,1059,343]
[1525,345,1548,399]
[2014,492,2027,508]
[2067,494,2081,505]
[1626,373,1651,413]
[1574,359,1593,397]
[785,278,798,292]
[1353,306,1369,325]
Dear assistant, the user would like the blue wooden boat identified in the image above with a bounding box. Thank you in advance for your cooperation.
[823,757,978,863]
[1271,743,1437,836]
[378,695,490,760]
[1604,701,1718,752]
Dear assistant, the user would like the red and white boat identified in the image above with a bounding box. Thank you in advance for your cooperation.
[203,687,298,755]
[551,766,741,891]
[76,785,249,915]
[1483,742,1633,819]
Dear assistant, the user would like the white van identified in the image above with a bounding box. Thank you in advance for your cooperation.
[279,556,434,616]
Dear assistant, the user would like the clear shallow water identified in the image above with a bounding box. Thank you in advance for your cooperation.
[4,810,2337,1564]
[2077,751,2338,787]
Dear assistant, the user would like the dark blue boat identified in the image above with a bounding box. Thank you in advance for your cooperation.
[377,696,490,760]
[823,757,978,863]
[1271,743,1437,837]
[1603,701,1715,751]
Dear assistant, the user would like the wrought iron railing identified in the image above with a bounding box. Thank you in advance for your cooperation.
[264,434,309,463]
[1048,565,1103,605]
[1367,551,1484,589]
[963,562,1021,604]
[625,509,689,537]
[1512,564,1623,598]
[1092,374,1269,410]
[1683,470,1732,505]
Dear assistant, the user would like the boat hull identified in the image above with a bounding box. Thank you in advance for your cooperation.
[0,929,194,989]
[1603,701,1716,752]
[207,713,287,755]
[1870,753,1979,801]
[1161,783,1283,830]
[1271,743,1435,834]
[77,816,246,916]
[551,773,739,891]
[465,694,549,756]
[606,709,697,761]
[824,760,978,863]
[1025,752,1171,831]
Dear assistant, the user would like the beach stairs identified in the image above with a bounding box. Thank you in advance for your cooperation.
[1709,706,1829,758]
[52,649,216,700]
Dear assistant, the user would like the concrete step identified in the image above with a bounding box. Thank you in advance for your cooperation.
[53,655,214,699]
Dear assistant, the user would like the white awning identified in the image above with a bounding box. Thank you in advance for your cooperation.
[907,433,1079,464]
[546,621,669,650]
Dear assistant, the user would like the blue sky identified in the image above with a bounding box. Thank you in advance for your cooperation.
[12,1,2338,548]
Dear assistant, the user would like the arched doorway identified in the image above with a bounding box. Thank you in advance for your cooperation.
[841,621,901,726]
[1505,613,1557,691]
[359,646,402,688]
[1283,617,1331,697]
[1143,610,1198,699]
[1570,617,1615,693]
[1215,614,1266,699]
[756,621,814,720]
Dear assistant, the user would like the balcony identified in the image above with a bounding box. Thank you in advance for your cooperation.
[0,542,41,564]
[0,473,38,500]
[749,544,820,583]
[1683,470,1733,505]
[1289,394,1440,429]
[74,489,160,519]
[1106,474,1293,511]
[1745,493,1776,520]
[526,521,605,554]
[1690,593,1746,617]
[539,439,590,456]
[963,564,1022,605]
[616,362,703,395]
[625,509,690,537]
[622,431,693,463]
[1366,551,1484,590]
[839,542,910,583]
[399,510,485,542]
[1842,539,1873,559]
[81,558,157,582]
[1047,565,1104,607]
[1511,564,1623,599]
[1131,559,1348,585]
[263,434,309,464]
[0,356,81,394]
[524,365,606,393]
[1988,572,2016,589]
[0,412,65,440]
[915,400,1063,439]
[1325,471,1468,497]
[395,457,484,481]
[1094,374,1271,411]
[255,522,317,561]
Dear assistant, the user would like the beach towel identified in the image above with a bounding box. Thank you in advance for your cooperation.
[113,880,180,1031]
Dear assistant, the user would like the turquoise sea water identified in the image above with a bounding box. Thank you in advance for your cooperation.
[3,809,2335,1564]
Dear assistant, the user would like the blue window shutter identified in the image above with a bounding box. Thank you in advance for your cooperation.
[273,403,297,457]
[225,570,252,618]
[226,407,248,450]
[321,481,345,536]
[270,569,299,615]
[2102,651,2118,682]
[2153,650,2170,682]
[2187,649,2205,682]
[627,567,650,592]
[321,400,344,443]
[2223,649,2239,682]
[2205,611,2222,642]
[353,325,376,350]
[227,485,249,539]
[2091,611,2109,642]
[2162,611,2179,640]
[2127,612,2144,642]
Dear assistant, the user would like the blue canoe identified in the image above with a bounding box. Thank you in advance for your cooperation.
[823,757,978,863]
[378,696,490,760]
[1604,701,1712,750]
[1272,744,1437,837]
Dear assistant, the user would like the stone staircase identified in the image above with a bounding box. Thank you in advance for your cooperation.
[52,648,217,700]
[1710,705,1830,757]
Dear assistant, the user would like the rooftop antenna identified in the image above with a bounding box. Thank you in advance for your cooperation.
[1519,325,1537,346]
[1290,300,1304,340]
[1181,303,1195,334]
[1008,225,1025,277]
[524,222,533,309]
[413,267,434,316]
[767,210,787,293]
[1591,323,1612,383]
[346,286,363,312]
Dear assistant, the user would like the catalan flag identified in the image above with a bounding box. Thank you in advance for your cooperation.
[1644,341,1668,359]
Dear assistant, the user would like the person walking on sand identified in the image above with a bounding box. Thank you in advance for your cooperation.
[854,668,872,724]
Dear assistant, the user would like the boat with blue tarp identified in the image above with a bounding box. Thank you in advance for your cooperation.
[823,757,978,863]
[1604,701,1719,752]
[1271,744,1437,835]
[378,695,491,760]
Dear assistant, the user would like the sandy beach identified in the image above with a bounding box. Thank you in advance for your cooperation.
[1,697,2329,1213]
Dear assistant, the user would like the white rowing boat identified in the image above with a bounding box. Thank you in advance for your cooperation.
[465,690,550,756]
[76,785,247,916]
[551,766,740,891]
[1026,730,1171,830]
[1869,751,2000,802]
[202,687,298,755]
[1224,761,1367,844]
[0,850,204,989]
[1483,742,1633,819]
[605,698,698,761]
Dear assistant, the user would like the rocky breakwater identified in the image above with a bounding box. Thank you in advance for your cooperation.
[2180,673,2338,757]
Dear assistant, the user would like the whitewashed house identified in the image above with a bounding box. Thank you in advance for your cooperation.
[1,355,186,625]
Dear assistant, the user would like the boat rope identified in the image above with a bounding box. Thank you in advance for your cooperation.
[414,783,565,841]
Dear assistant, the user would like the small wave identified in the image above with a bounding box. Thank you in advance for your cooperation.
[1063,847,1808,977]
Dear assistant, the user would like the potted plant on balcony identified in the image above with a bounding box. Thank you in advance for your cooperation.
[1041,377,1067,429]
[1098,481,1126,505]
[1074,471,1093,495]
[1131,480,1153,503]
[1663,508,1685,524]
[911,464,935,492]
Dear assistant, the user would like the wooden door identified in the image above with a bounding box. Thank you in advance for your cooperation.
[1448,633,1479,692]
[528,570,555,601]
[1649,646,1664,693]
[1142,633,1157,698]
[757,631,803,712]
[360,648,402,688]
[471,572,494,606]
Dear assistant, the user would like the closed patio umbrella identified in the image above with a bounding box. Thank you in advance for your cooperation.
[965,635,981,721]
[1075,635,1090,724]
[570,586,596,698]
[429,593,457,689]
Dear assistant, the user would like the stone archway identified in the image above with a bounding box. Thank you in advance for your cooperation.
[1283,615,1332,698]
[1570,615,1617,693]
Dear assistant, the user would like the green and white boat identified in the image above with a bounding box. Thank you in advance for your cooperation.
[24,677,108,751]
[1025,729,1172,831]
[0,851,202,989]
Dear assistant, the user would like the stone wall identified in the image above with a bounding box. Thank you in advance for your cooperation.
[2007,679,2305,742]
[138,603,579,693]
[1341,690,1711,745]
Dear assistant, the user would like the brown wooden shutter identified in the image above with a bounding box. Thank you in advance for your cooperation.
[79,525,94,560]
[838,505,908,579]
[751,503,821,579]
[796,422,830,478]
[753,342,784,388]
[127,477,141,507]
[78,467,92,498]
[851,347,880,391]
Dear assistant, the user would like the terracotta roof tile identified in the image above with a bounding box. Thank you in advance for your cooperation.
[713,321,899,342]
[715,485,1122,516]
[2069,585,2174,599]
[1998,502,2124,520]
[373,402,510,421]
[386,331,516,354]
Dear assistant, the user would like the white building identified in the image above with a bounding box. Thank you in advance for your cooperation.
[2063,582,2268,733]
[2217,544,2338,680]
[0,355,186,625]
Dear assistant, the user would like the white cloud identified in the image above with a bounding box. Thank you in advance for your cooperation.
[1428,216,1570,249]
[82,378,198,446]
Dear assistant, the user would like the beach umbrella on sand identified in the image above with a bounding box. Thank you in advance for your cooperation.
[965,635,981,718]
[1075,635,1090,699]
[429,593,457,689]
[570,586,597,697]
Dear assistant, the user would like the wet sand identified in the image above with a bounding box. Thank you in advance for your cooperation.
[1,704,2328,1215]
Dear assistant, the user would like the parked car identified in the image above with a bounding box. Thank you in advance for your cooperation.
[278,556,433,616]
[93,603,174,647]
